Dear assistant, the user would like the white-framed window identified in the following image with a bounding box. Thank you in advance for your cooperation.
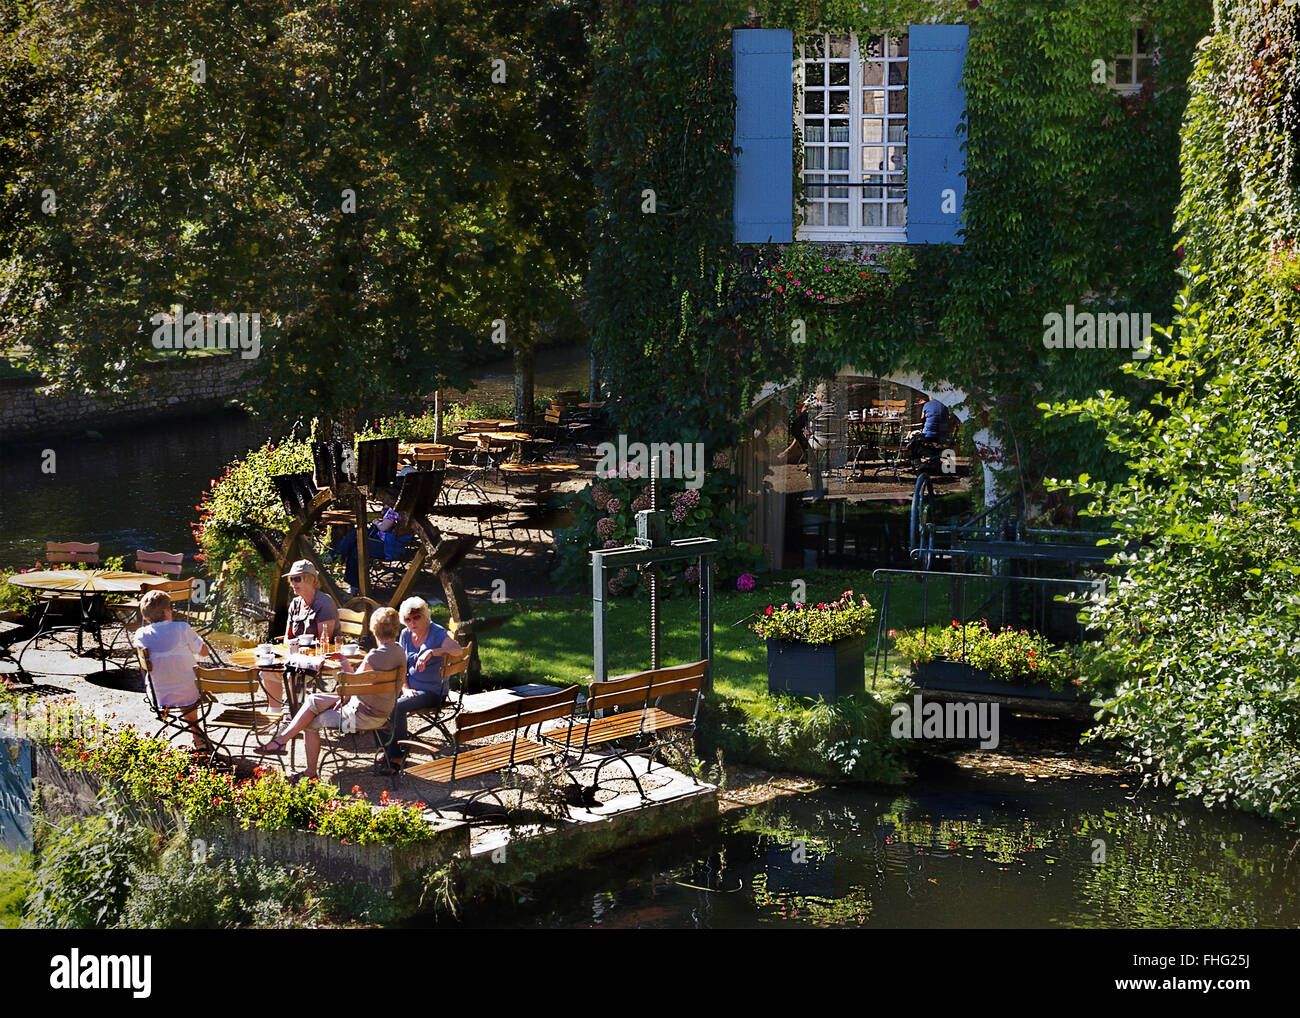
[797,32,907,242]
[1109,26,1157,95]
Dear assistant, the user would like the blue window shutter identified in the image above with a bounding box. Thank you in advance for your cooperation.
[906,24,968,244]
[733,29,793,244]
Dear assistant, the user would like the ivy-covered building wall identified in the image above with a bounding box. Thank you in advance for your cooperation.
[586,0,1212,501]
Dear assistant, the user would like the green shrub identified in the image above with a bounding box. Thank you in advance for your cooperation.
[704,692,903,784]
[119,842,316,929]
[0,851,31,929]
[25,814,157,929]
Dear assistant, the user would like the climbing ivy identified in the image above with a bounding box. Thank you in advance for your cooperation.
[587,0,1211,497]
[1046,0,1300,824]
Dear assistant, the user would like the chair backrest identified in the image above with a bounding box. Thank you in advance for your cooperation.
[135,549,184,576]
[270,472,318,516]
[442,644,472,690]
[140,577,195,605]
[544,407,563,426]
[455,685,579,744]
[336,668,402,704]
[336,606,370,640]
[589,660,708,714]
[194,665,261,697]
[46,541,99,565]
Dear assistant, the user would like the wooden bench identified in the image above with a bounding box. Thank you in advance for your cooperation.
[555,660,707,802]
[399,685,580,812]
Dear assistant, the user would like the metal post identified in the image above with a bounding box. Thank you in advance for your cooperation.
[698,554,713,691]
[592,553,607,683]
[648,459,661,670]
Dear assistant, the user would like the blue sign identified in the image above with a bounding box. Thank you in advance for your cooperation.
[0,733,34,852]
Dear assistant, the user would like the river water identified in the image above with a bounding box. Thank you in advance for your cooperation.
[447,771,1300,929]
[0,346,592,569]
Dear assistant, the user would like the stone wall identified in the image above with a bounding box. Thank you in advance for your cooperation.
[0,353,254,442]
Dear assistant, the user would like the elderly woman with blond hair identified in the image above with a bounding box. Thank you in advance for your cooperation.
[132,588,212,750]
[255,606,405,781]
[381,596,462,771]
[262,559,340,714]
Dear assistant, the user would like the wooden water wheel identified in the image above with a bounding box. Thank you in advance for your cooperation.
[255,438,498,686]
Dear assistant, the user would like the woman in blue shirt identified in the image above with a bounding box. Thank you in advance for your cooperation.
[330,508,412,594]
[384,596,462,770]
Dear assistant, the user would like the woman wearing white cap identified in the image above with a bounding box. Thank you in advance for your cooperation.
[263,559,339,714]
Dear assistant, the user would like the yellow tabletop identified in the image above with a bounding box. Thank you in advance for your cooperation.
[5,570,164,593]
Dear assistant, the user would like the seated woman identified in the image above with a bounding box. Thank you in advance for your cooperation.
[262,559,339,714]
[330,508,412,595]
[255,606,405,780]
[132,589,212,750]
[383,596,463,770]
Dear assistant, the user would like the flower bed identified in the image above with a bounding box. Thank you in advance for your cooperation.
[749,591,875,644]
[891,621,1085,694]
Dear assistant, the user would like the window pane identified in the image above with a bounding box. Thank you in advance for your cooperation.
[828,120,849,142]
[804,36,825,59]
[1136,28,1149,53]
[862,146,884,172]
[804,174,824,197]
[804,148,825,170]
[888,89,907,114]
[829,89,850,113]
[828,174,848,198]
[863,184,883,199]
[888,35,908,58]
[888,147,906,171]
[862,91,884,114]
[862,62,883,86]
[828,147,848,170]
[862,118,883,143]
[804,203,824,226]
[1115,58,1132,83]
[828,203,849,226]
[862,204,882,227]
[887,203,906,227]
[804,124,824,143]
[829,62,849,86]
[863,35,883,59]
[805,63,824,86]
[829,35,849,58]
[805,91,825,114]
[889,62,907,85]
[887,122,906,143]
[1137,57,1153,80]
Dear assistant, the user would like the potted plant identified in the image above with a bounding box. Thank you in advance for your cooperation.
[891,620,1087,701]
[750,591,875,701]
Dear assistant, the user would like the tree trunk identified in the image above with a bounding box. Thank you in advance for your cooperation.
[433,388,442,443]
[513,334,535,425]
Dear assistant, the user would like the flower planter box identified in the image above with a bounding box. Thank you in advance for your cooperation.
[767,636,864,701]
[910,659,1087,702]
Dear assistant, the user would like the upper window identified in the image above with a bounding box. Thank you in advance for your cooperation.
[1109,27,1156,95]
[798,32,907,241]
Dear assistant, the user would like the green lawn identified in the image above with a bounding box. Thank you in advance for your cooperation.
[435,567,944,703]
[0,850,31,928]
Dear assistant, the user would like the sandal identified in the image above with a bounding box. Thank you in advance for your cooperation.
[255,738,288,755]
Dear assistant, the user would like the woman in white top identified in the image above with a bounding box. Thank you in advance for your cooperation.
[132,588,212,749]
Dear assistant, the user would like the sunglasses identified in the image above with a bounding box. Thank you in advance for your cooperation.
[288,576,307,583]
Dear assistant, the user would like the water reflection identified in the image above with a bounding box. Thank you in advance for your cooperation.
[450,777,1300,929]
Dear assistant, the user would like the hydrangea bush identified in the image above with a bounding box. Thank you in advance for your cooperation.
[554,471,766,596]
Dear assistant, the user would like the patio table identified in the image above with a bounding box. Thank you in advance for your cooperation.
[8,570,164,673]
[227,641,354,716]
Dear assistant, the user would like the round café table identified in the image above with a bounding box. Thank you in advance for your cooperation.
[7,570,164,674]
[498,461,580,496]
[227,641,355,716]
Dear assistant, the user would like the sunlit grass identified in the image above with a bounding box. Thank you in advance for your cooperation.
[435,567,943,698]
